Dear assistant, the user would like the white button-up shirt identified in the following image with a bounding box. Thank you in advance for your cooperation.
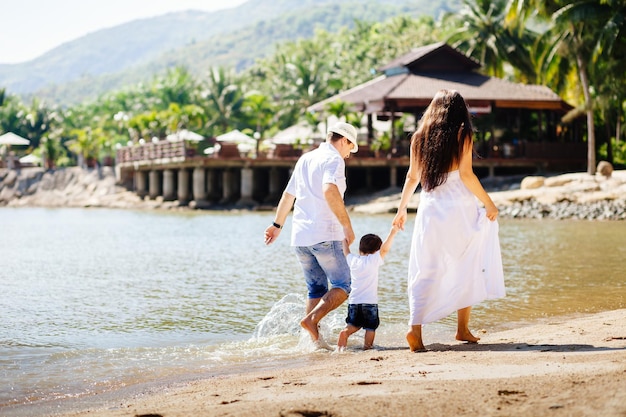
[285,142,347,247]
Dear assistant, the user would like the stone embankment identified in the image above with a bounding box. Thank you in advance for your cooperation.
[1,166,625,220]
[0,167,179,211]
[352,168,626,220]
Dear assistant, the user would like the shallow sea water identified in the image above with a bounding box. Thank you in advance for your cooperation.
[0,207,624,415]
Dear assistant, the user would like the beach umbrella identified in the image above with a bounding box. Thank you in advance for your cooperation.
[268,122,327,145]
[216,130,256,145]
[166,129,204,142]
[19,153,42,165]
[0,132,30,146]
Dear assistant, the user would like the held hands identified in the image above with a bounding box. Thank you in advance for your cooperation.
[392,208,407,231]
[343,225,355,246]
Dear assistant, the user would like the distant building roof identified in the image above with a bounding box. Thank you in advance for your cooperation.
[309,42,571,114]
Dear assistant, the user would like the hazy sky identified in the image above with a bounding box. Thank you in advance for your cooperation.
[0,0,248,64]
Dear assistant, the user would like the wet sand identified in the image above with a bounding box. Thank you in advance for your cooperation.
[50,309,626,417]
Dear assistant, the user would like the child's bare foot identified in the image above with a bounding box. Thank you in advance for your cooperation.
[337,329,349,349]
[300,317,319,341]
[406,330,426,352]
[456,329,480,344]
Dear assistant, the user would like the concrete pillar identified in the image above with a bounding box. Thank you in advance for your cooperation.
[135,170,147,198]
[149,170,161,199]
[236,167,257,207]
[163,169,175,201]
[192,167,207,202]
[177,168,190,205]
[389,166,397,188]
[206,169,218,201]
[220,169,235,204]
[265,167,281,203]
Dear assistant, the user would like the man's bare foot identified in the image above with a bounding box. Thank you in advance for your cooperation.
[406,330,426,352]
[313,337,332,351]
[337,329,349,349]
[456,329,480,344]
[300,316,319,341]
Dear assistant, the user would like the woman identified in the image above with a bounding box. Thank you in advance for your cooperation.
[392,90,505,352]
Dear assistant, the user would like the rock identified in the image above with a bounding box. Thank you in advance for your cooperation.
[2,167,626,219]
[597,161,613,178]
[544,173,591,187]
[520,176,544,190]
[3,170,18,187]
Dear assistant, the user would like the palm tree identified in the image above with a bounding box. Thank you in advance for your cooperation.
[151,67,199,109]
[241,92,274,154]
[202,67,245,135]
[442,0,536,80]
[508,0,626,174]
[67,127,104,168]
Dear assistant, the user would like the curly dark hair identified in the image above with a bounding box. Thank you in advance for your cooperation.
[410,89,473,191]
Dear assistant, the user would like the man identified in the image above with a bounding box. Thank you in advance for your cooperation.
[264,121,358,344]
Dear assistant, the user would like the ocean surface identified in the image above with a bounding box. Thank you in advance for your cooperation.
[0,207,624,416]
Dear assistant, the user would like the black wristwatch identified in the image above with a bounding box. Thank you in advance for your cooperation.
[272,222,282,229]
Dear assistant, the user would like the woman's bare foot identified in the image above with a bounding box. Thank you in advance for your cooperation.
[456,329,480,344]
[300,316,319,341]
[406,330,426,352]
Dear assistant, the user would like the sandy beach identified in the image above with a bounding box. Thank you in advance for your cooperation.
[48,309,626,417]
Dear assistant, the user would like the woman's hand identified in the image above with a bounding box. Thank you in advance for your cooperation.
[485,204,498,221]
[392,209,407,231]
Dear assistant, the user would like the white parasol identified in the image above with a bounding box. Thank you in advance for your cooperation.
[216,130,256,145]
[19,153,42,165]
[0,132,30,146]
[166,129,204,142]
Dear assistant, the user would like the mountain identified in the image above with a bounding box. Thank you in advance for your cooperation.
[0,0,459,106]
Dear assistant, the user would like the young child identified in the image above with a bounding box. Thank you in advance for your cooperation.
[337,225,399,351]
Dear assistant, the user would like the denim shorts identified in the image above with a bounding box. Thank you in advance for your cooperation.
[294,241,351,299]
[346,304,380,331]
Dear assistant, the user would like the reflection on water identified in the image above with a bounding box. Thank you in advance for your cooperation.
[497,219,625,324]
[0,208,624,413]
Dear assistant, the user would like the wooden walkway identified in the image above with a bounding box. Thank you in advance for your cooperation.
[115,141,586,207]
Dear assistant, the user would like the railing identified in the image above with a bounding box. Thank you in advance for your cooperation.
[116,141,193,164]
[116,139,587,169]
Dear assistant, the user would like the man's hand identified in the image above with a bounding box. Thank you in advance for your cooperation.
[264,224,281,245]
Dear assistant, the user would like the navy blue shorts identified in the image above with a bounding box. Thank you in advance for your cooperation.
[345,304,379,331]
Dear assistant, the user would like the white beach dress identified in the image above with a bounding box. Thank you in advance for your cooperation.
[408,170,505,325]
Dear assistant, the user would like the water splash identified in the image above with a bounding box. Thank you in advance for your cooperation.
[252,293,305,339]
[251,293,342,353]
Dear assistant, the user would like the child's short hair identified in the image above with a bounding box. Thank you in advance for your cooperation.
[359,233,382,255]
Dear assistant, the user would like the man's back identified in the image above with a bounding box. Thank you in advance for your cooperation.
[287,142,347,246]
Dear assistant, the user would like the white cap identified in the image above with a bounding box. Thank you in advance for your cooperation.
[328,122,358,153]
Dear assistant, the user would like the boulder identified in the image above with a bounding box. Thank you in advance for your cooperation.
[520,176,544,190]
[597,161,613,178]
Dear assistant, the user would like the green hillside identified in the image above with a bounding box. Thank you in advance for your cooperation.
[0,0,459,105]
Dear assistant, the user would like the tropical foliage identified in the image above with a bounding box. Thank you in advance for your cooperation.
[507,0,626,173]
[0,0,624,172]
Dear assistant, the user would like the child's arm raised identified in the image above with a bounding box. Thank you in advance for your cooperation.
[379,225,400,260]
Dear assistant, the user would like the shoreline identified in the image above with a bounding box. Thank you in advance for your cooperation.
[1,167,625,220]
[8,309,625,417]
